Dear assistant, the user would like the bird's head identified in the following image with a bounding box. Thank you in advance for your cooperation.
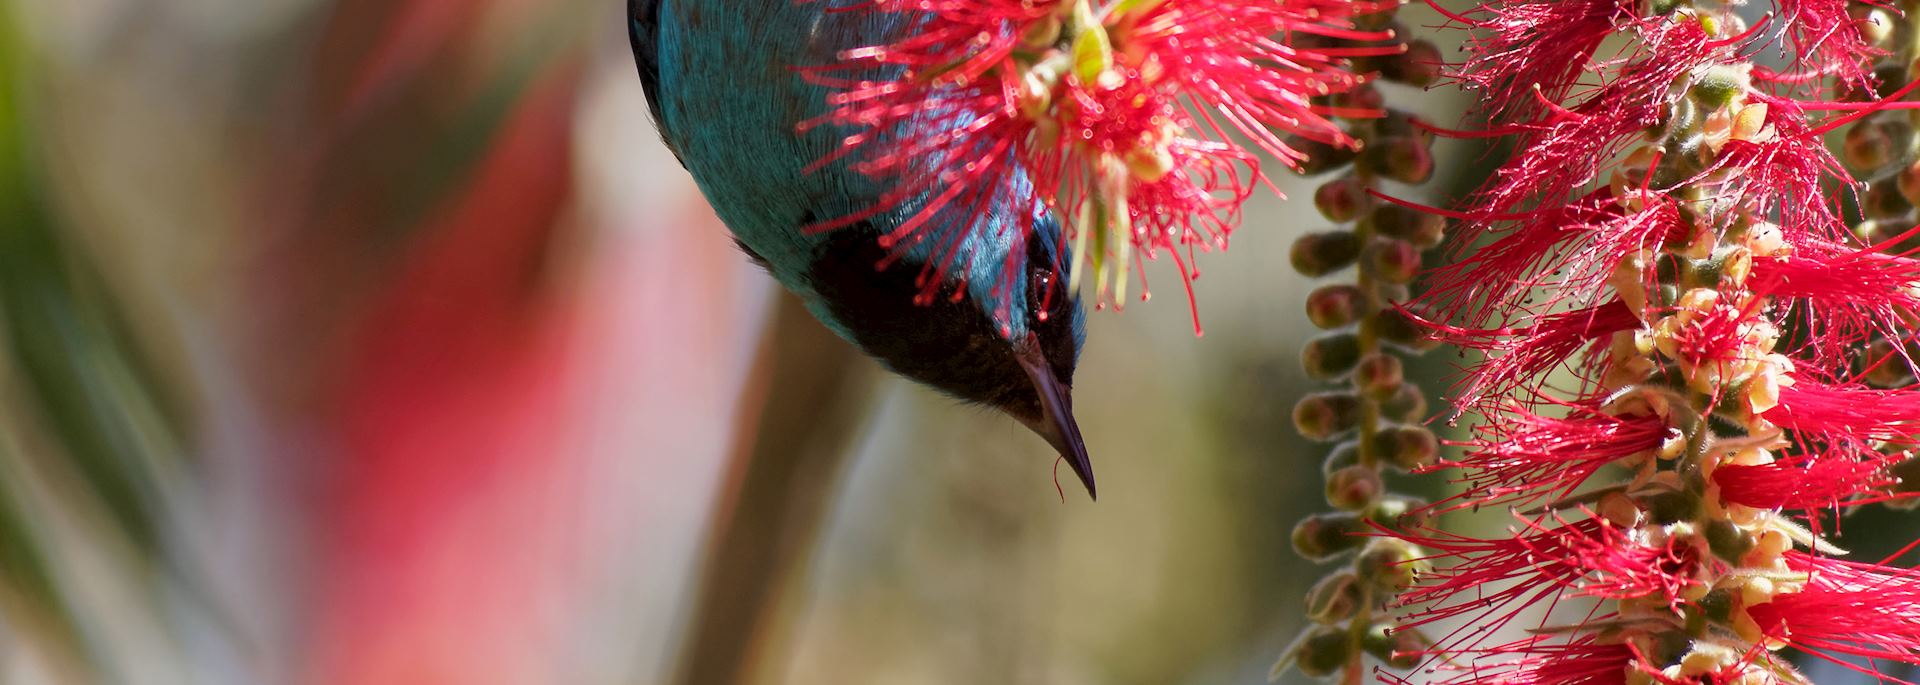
[804,212,1094,498]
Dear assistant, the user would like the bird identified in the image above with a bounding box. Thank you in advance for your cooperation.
[628,0,1097,497]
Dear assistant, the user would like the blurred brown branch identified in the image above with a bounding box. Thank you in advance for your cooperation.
[671,292,872,685]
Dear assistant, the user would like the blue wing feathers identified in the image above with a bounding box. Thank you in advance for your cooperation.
[632,1,1070,338]
[628,0,677,161]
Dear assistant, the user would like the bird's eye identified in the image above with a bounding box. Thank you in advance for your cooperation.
[1029,264,1058,323]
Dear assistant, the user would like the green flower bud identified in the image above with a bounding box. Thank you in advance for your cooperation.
[1355,539,1427,592]
[1368,495,1432,531]
[1350,11,1395,32]
[1367,239,1422,284]
[1366,203,1446,249]
[1696,587,1735,623]
[1306,284,1367,329]
[1291,230,1363,277]
[1688,65,1745,110]
[1292,511,1367,561]
[1315,176,1371,223]
[1302,331,1363,380]
[1876,64,1910,99]
[1305,571,1366,624]
[1290,135,1360,176]
[1367,307,1438,352]
[1371,110,1430,146]
[1679,247,1752,290]
[1652,134,1715,189]
[1353,352,1405,401]
[1653,283,1679,308]
[1844,120,1899,172]
[1292,626,1355,678]
[1652,252,1684,283]
[1899,160,1920,207]
[1375,424,1439,472]
[1321,440,1361,478]
[1362,136,1435,184]
[1327,464,1383,511]
[1704,518,1753,564]
[1865,338,1912,388]
[1648,96,1700,141]
[1333,85,1385,114]
[1380,382,1429,423]
[1360,622,1426,669]
[1865,181,1913,221]
[1642,488,1700,524]
[1294,391,1362,441]
[1381,39,1442,87]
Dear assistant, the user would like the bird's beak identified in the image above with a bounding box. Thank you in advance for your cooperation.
[1014,344,1096,500]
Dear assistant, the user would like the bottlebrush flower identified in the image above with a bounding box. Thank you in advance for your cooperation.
[1396,515,1706,631]
[802,0,1388,318]
[1771,0,1881,87]
[1395,639,1643,685]
[1709,448,1904,511]
[1763,379,1920,444]
[1744,553,1920,664]
[1388,2,1920,684]
[1428,400,1673,511]
[1430,0,1631,122]
[1423,298,1642,411]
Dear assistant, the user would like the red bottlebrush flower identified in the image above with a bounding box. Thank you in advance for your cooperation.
[1771,0,1882,87]
[1749,233,1920,364]
[1430,402,1671,511]
[1391,638,1638,685]
[1751,234,1920,313]
[1746,553,1920,665]
[1765,379,1920,444]
[1465,20,1716,224]
[1395,516,1705,637]
[1651,290,1771,386]
[1691,93,1851,241]
[1711,449,1904,511]
[1430,0,1634,122]
[1423,299,1641,412]
[1415,188,1679,333]
[1385,1,1920,683]
[803,0,1383,315]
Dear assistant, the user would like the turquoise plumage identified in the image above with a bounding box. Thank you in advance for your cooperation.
[630,0,1096,496]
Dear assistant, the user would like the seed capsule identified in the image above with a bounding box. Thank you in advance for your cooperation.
[1292,627,1355,678]
[1381,40,1442,87]
[1367,203,1446,249]
[1305,285,1366,329]
[1314,176,1371,223]
[1380,382,1429,422]
[1367,238,1422,284]
[1294,392,1362,441]
[1290,230,1363,277]
[1352,352,1405,401]
[1304,571,1366,624]
[1376,424,1439,471]
[1326,465,1383,511]
[1302,332,1363,380]
[1291,512,1366,561]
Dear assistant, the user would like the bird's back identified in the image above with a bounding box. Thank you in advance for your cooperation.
[636,1,898,325]
[632,0,1095,496]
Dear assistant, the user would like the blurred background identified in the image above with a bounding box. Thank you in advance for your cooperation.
[0,1,1480,683]
[13,2,1908,685]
